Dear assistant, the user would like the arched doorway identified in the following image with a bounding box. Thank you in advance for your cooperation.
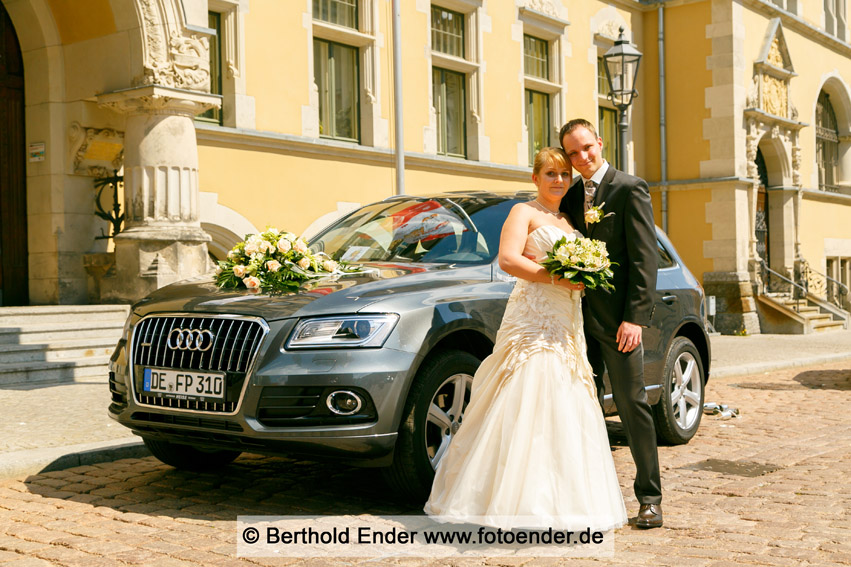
[0,1,27,306]
[755,148,770,265]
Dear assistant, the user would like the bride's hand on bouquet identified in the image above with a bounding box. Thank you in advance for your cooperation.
[555,277,584,292]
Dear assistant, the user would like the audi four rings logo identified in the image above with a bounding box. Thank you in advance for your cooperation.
[167,328,215,351]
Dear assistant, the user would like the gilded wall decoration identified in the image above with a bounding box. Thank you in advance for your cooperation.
[69,122,124,177]
[762,75,787,118]
[767,38,784,67]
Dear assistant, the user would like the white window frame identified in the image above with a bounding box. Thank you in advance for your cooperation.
[768,0,799,15]
[518,6,567,166]
[208,0,254,129]
[307,0,386,147]
[428,0,486,161]
[824,0,847,40]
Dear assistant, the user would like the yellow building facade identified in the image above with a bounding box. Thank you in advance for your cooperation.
[0,0,849,333]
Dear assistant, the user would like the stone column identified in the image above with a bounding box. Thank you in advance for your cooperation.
[97,85,220,302]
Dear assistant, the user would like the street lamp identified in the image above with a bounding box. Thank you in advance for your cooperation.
[602,27,642,171]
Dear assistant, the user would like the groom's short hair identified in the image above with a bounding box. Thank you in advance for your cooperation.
[559,119,599,147]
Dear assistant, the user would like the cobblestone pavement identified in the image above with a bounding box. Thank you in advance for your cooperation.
[0,360,849,567]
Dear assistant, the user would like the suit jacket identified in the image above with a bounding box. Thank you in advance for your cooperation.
[560,165,658,335]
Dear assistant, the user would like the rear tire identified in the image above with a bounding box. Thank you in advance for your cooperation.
[382,349,479,501]
[143,438,241,471]
[652,336,705,445]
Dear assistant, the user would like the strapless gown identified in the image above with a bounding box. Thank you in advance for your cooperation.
[423,224,627,531]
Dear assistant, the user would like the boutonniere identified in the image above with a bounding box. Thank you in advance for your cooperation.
[585,202,615,225]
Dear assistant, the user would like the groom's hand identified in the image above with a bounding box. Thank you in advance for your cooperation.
[616,321,642,353]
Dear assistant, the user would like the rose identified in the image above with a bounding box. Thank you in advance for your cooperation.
[294,239,309,254]
[267,227,279,234]
[277,238,292,253]
[242,276,261,289]
[232,264,247,278]
[266,260,282,272]
[297,257,311,270]
[215,265,223,276]
[585,208,602,224]
[322,259,339,272]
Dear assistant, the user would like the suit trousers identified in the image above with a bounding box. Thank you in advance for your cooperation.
[586,327,662,505]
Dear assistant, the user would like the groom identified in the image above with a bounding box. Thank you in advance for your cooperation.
[559,118,663,528]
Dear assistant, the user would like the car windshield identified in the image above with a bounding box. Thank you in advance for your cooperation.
[310,195,519,264]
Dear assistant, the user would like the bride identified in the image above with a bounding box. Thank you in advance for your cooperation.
[423,147,627,531]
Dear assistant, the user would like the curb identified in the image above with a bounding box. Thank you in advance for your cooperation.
[710,352,851,379]
[0,438,149,480]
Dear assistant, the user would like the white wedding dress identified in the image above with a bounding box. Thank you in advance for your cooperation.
[423,224,627,531]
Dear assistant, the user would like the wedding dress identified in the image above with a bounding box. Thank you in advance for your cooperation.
[423,224,627,531]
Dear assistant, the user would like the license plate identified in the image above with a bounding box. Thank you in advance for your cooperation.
[142,368,226,401]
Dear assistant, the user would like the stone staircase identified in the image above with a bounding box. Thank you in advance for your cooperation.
[757,292,849,334]
[0,305,130,387]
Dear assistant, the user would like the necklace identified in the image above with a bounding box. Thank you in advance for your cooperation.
[532,199,561,217]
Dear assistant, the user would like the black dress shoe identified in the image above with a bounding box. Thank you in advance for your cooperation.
[636,504,663,528]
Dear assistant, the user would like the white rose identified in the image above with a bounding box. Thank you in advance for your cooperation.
[282,232,296,241]
[267,227,279,234]
[585,208,602,224]
[322,259,339,272]
[242,276,261,289]
[297,257,311,270]
[566,242,576,253]
[569,255,580,264]
[277,238,292,253]
[294,239,308,254]
[232,264,247,278]
[265,260,282,272]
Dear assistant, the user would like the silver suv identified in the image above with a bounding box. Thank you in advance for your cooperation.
[108,191,710,499]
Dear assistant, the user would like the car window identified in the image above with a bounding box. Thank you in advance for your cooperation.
[657,240,676,269]
[310,197,517,265]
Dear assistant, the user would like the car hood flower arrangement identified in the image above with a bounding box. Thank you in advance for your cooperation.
[540,233,617,292]
[215,228,360,294]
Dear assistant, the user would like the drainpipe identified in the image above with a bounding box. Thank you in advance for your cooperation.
[392,0,405,195]
[658,2,668,233]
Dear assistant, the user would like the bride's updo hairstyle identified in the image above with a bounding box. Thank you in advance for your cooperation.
[532,147,570,176]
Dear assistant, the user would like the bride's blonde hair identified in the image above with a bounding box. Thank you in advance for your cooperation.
[532,147,570,176]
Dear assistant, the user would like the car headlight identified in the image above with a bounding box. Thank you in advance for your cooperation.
[284,314,399,349]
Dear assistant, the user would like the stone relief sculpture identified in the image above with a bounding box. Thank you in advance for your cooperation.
[525,0,560,19]
[136,0,211,92]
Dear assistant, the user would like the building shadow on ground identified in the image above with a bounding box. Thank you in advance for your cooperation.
[793,368,851,391]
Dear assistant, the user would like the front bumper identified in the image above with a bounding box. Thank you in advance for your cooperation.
[109,326,421,466]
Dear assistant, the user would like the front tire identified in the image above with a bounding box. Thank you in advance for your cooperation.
[382,349,479,501]
[652,336,705,445]
[143,438,241,471]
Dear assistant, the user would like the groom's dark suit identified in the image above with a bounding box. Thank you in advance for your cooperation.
[560,163,662,505]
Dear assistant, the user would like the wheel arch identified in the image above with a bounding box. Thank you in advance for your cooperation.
[675,321,711,382]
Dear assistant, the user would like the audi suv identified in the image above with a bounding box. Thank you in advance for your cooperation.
[108,191,711,499]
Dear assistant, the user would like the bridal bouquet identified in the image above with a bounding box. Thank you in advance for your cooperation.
[540,235,616,292]
[215,228,360,294]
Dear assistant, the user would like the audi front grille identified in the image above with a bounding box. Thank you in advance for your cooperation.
[130,315,268,414]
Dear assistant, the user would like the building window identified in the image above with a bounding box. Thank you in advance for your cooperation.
[313,0,358,29]
[432,6,465,57]
[599,107,620,169]
[314,39,360,142]
[197,12,223,125]
[597,57,609,99]
[524,35,548,81]
[433,67,466,158]
[817,90,839,192]
[768,0,798,13]
[825,0,847,40]
[526,90,550,164]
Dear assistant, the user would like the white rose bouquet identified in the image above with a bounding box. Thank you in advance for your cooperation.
[539,234,617,292]
[215,228,359,294]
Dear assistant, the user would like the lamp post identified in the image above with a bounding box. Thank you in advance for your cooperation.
[603,27,643,171]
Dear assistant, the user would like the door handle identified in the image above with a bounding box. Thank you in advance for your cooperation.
[662,294,678,304]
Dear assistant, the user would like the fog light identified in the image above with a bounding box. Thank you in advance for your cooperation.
[326,390,363,416]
